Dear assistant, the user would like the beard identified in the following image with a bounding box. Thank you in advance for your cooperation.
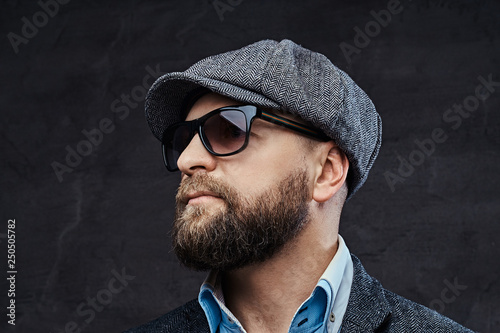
[172,169,311,271]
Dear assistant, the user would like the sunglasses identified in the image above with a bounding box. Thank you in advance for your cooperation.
[162,105,328,171]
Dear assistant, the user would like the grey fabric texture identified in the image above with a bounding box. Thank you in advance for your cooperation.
[145,39,382,199]
[124,255,474,333]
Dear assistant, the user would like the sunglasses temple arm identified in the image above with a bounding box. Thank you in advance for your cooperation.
[260,111,328,141]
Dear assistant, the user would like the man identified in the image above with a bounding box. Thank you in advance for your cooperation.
[127,39,473,332]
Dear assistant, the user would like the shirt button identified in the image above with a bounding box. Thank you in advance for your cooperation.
[329,312,335,322]
[228,316,234,324]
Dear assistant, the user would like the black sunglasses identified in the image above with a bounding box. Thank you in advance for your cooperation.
[162,105,328,171]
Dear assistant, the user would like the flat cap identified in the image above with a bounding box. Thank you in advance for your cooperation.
[145,39,382,200]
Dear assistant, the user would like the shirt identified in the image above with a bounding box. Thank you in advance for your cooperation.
[198,235,354,333]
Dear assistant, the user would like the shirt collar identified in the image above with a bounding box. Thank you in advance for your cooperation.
[198,235,353,333]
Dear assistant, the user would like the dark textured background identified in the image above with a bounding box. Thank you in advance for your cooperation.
[1,0,499,332]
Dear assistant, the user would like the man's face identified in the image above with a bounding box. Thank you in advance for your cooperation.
[172,93,315,271]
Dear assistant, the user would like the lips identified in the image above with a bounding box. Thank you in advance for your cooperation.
[184,191,222,205]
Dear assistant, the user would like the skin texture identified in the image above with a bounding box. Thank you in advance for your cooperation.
[175,92,350,333]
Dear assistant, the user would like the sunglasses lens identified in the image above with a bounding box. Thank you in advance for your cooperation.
[163,123,192,170]
[162,109,250,171]
[203,110,247,154]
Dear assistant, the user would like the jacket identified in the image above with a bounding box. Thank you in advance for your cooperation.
[125,255,474,332]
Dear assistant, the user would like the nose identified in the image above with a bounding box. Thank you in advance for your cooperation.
[176,133,217,176]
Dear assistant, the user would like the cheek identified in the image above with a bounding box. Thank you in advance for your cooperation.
[217,139,304,194]
[216,162,271,195]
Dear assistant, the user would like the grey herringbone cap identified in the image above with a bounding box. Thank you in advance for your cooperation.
[146,39,382,200]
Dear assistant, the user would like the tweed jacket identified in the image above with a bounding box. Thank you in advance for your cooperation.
[125,255,474,333]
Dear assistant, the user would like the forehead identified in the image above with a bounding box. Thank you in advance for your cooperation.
[185,92,242,121]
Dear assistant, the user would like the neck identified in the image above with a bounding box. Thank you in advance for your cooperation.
[221,218,339,333]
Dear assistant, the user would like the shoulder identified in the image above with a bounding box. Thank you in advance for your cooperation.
[123,299,209,333]
[341,255,475,333]
[381,288,475,332]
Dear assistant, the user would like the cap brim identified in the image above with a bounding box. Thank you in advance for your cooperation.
[145,72,281,141]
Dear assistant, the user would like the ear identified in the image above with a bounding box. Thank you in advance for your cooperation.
[312,142,349,203]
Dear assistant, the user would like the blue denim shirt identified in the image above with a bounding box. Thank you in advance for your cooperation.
[198,236,353,333]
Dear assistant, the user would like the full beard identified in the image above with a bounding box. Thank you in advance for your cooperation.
[172,169,311,271]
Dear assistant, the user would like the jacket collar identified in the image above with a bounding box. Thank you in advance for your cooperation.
[340,255,392,333]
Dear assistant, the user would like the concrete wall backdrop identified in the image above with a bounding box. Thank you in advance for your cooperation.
[1,0,499,332]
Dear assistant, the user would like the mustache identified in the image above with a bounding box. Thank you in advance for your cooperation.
[176,174,233,205]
